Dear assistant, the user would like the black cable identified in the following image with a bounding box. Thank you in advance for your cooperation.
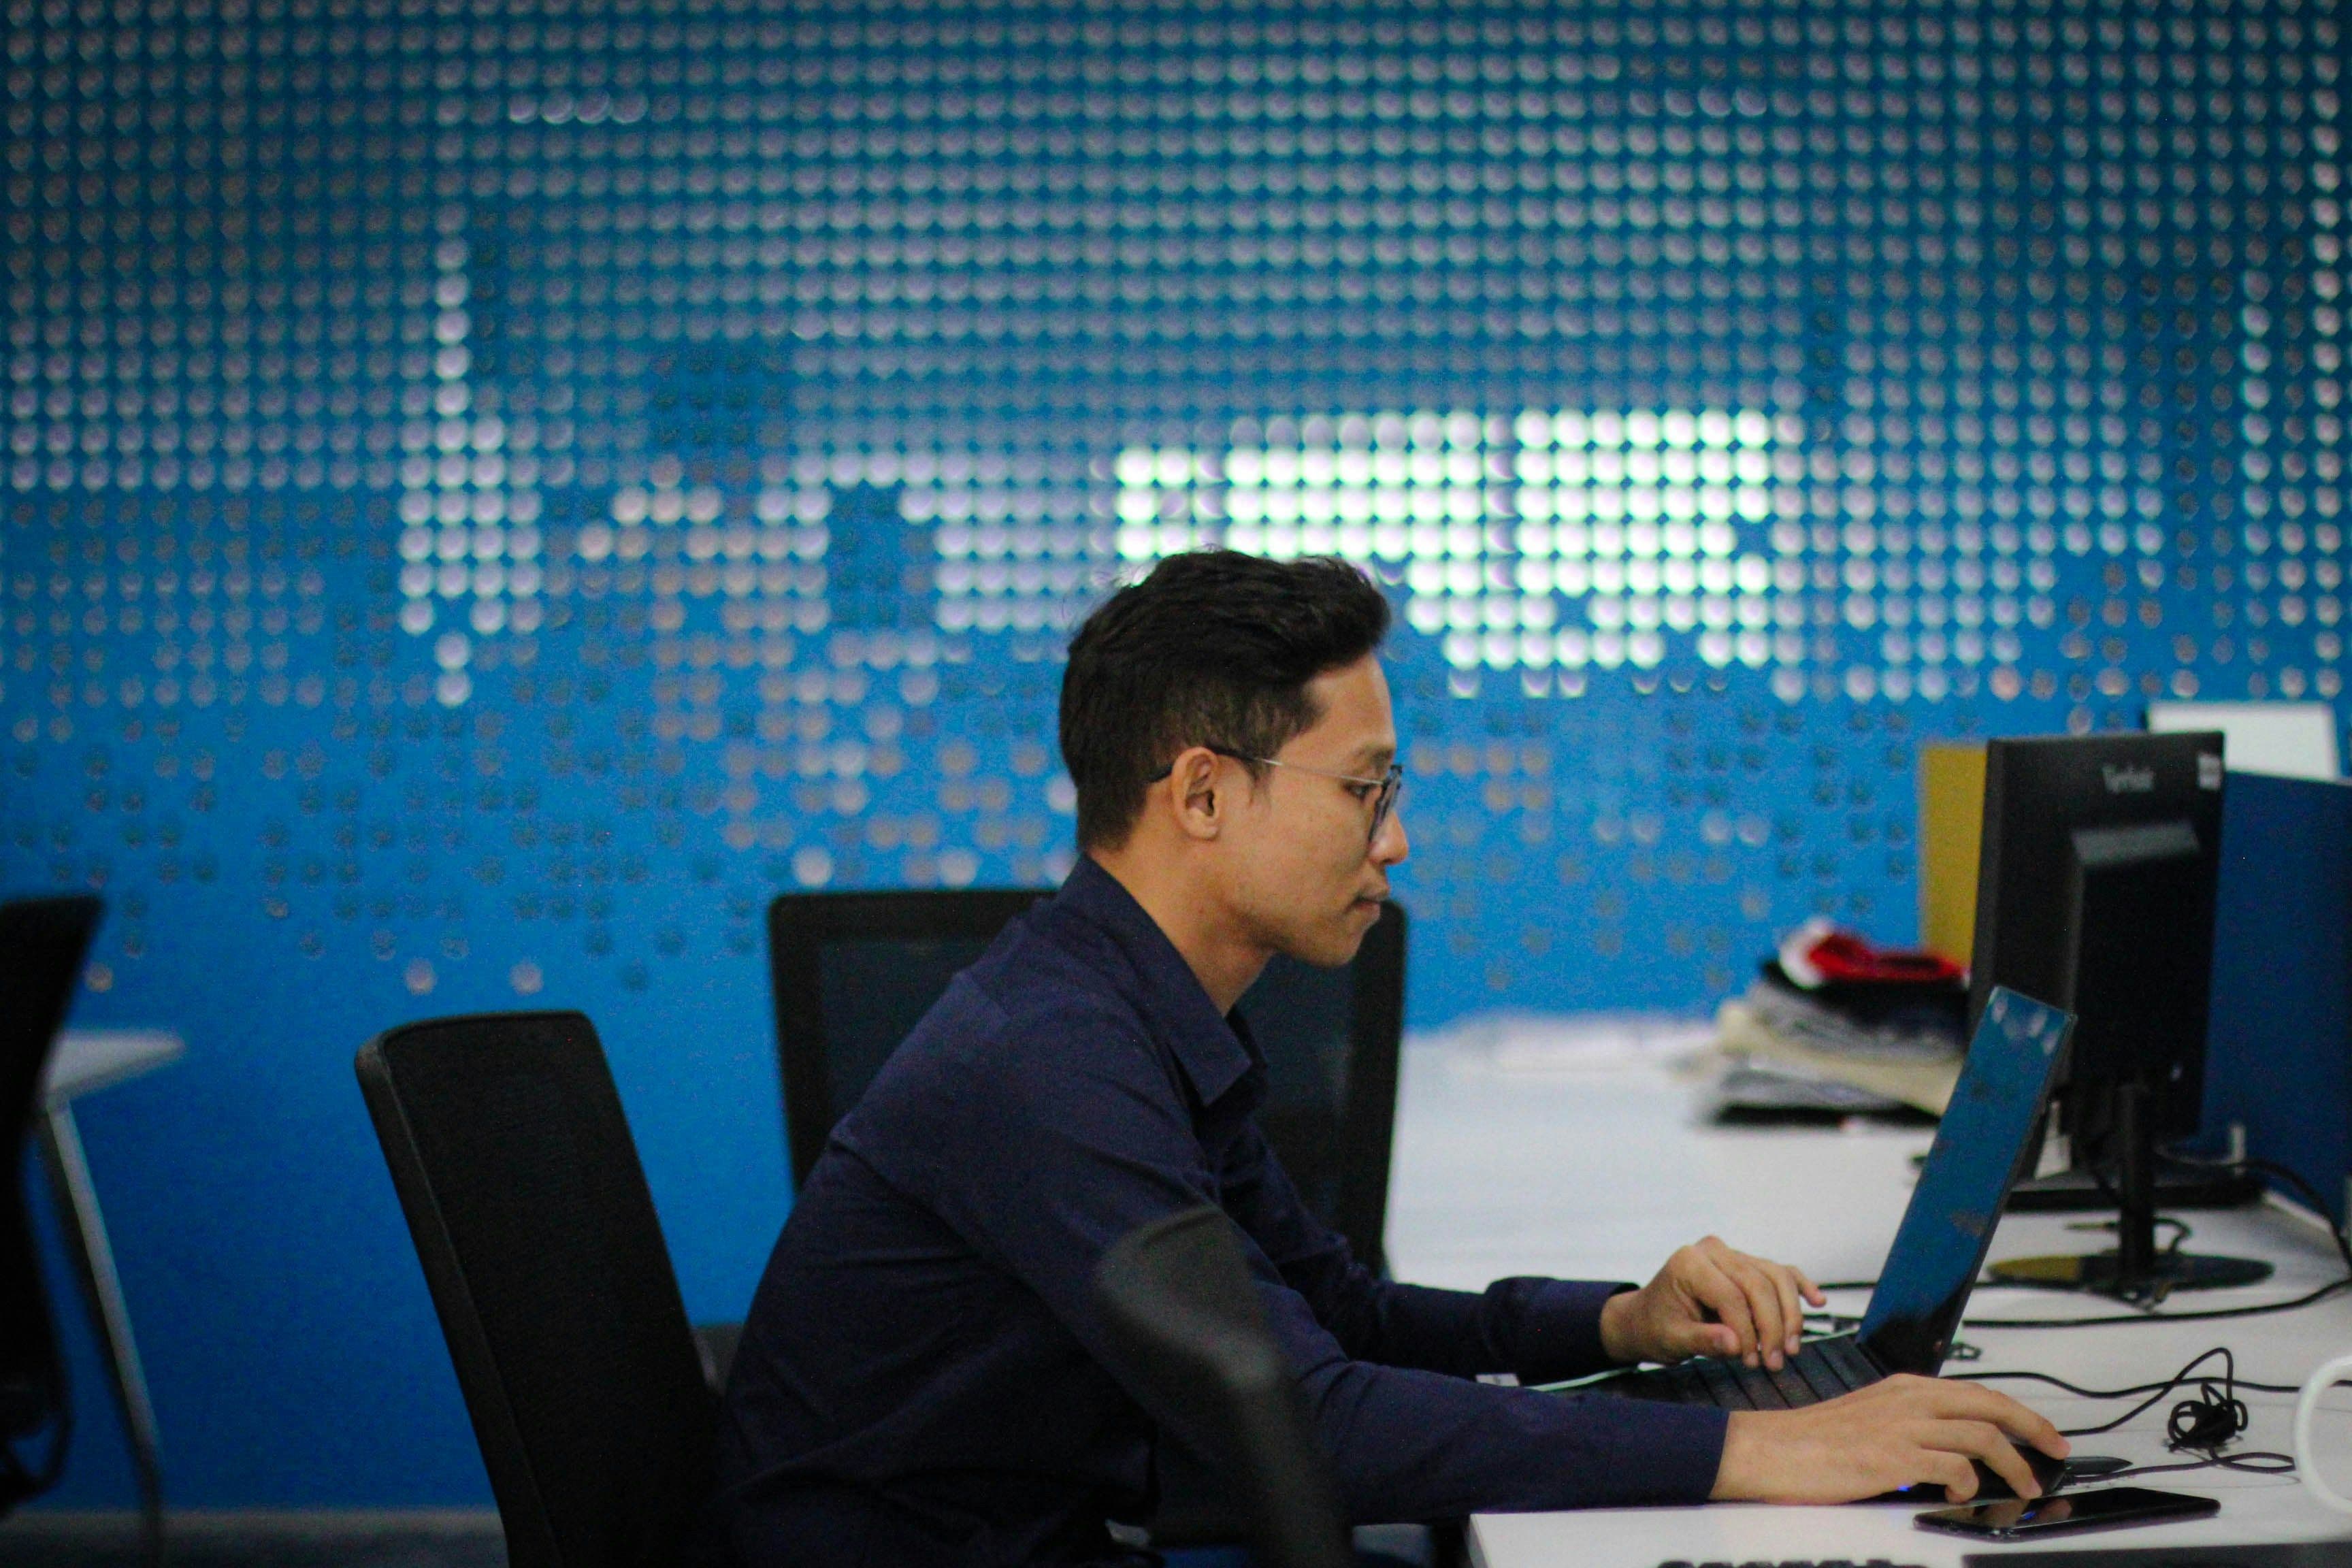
[2159,1145,2352,1275]
[1958,1347,2298,1480]
[1974,1151,2352,1324]
[1806,1276,2352,1330]
[1955,1365,2304,1400]
[2095,1452,2297,1479]
[1965,1149,2352,1327]
[1961,1274,2352,1329]
[1811,1150,2352,1329]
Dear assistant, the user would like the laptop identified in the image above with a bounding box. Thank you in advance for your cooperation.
[1580,985,2074,1419]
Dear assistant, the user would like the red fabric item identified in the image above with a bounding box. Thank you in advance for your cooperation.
[1778,917,1965,990]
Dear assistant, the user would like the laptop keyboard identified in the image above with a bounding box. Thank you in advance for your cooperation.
[1605,1334,1881,1410]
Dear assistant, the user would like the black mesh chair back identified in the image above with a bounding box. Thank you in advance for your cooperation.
[768,889,1407,1269]
[768,888,1048,1192]
[0,896,99,1514]
[355,1011,713,1568]
[1245,902,1406,1274]
[1093,1207,1354,1568]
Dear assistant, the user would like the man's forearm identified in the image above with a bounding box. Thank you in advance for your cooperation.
[1314,1274,1636,1382]
[1296,1358,1731,1520]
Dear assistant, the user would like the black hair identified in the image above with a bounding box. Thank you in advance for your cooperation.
[1060,550,1392,851]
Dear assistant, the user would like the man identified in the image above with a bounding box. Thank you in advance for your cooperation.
[711,551,2063,1568]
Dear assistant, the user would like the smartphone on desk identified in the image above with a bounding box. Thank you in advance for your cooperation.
[1916,1486,2218,1541]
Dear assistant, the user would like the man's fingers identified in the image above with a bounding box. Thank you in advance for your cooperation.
[1693,1240,1814,1359]
[1738,1264,1790,1366]
[1768,1263,1805,1354]
[1985,1394,2070,1458]
[1901,1377,2072,1458]
[1661,1318,1740,1361]
[1684,1251,1763,1363]
[1926,1446,1982,1503]
[1929,1418,2040,1501]
[1718,1255,1791,1367]
[1794,1266,1827,1309]
[1716,1388,2066,1506]
[1995,1395,2072,1458]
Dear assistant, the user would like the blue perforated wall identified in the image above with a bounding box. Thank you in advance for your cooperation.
[5,0,2349,1508]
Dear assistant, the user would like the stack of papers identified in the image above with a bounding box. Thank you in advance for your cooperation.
[1712,994,1961,1116]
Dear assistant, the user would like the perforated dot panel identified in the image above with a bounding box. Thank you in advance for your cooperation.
[7,0,2337,1019]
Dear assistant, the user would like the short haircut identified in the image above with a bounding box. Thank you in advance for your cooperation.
[1060,551,1392,851]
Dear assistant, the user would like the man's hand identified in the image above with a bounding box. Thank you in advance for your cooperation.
[1598,1235,1825,1370]
[1710,1374,2070,1503]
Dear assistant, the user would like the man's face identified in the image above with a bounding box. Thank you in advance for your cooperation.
[1219,655,1409,969]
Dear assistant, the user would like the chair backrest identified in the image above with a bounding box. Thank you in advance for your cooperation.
[1092,1207,1354,1568]
[354,1011,713,1568]
[0,896,99,1513]
[767,888,1049,1192]
[768,889,1408,1267]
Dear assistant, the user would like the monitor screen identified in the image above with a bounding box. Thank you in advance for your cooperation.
[1859,987,2074,1372]
[1968,732,2227,1153]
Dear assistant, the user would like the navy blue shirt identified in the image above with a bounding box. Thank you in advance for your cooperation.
[712,857,1729,1568]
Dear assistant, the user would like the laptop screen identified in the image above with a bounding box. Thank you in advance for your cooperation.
[1857,986,2074,1373]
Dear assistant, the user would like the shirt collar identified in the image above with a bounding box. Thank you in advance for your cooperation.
[1045,855,1260,1108]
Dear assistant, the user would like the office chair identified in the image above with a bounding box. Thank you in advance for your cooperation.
[1093,1207,1354,1568]
[355,1011,715,1568]
[0,896,101,1521]
[767,888,1049,1191]
[766,889,1408,1271]
[767,889,1407,1548]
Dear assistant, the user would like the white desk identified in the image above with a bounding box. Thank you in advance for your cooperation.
[1382,1034,2352,1568]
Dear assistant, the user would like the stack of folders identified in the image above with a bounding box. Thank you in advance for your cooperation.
[1704,919,1967,1122]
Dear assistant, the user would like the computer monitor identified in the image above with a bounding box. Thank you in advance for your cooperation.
[1967,732,2225,1165]
[1966,732,2268,1296]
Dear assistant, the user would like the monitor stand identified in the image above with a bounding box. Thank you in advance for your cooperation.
[1989,1083,2273,1300]
[2005,1163,2264,1213]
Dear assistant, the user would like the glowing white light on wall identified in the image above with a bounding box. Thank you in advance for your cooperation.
[1113,408,1803,679]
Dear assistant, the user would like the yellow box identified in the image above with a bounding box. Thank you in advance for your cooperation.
[1918,742,1988,966]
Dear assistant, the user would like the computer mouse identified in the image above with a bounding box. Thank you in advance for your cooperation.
[1873,1442,2079,1503]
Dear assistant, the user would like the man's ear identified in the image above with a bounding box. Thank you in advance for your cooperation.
[1165,745,1225,843]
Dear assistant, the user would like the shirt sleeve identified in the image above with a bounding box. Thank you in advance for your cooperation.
[876,1000,1730,1523]
[1256,1271,1731,1520]
[1215,1117,1637,1385]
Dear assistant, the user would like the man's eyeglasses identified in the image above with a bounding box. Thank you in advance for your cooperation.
[1150,747,1405,849]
